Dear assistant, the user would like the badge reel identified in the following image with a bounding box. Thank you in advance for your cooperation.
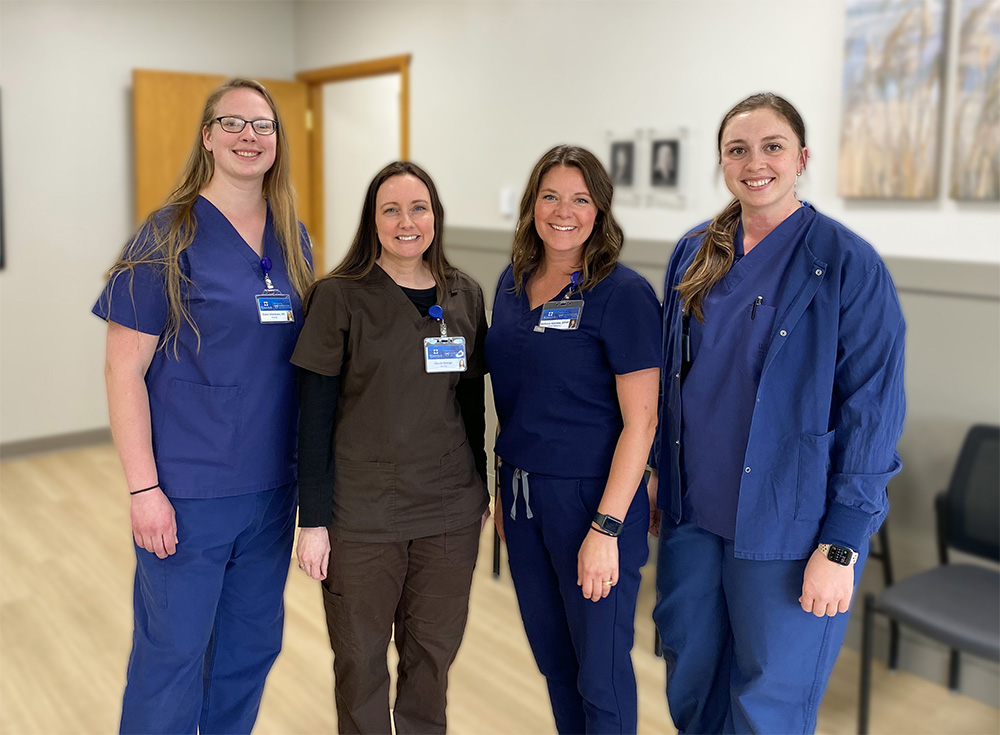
[424,305,467,374]
[536,271,584,333]
[255,257,294,324]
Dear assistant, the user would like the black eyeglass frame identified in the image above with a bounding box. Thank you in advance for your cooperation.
[212,116,279,135]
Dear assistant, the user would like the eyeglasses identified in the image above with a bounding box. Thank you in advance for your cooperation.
[213,116,278,135]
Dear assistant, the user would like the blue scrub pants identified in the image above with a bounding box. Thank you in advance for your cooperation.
[120,484,296,735]
[499,463,649,734]
[652,519,869,735]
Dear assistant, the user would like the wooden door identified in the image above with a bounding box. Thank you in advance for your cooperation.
[132,69,311,232]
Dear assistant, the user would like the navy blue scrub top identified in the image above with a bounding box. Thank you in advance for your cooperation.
[681,205,814,538]
[486,263,661,478]
[93,196,309,498]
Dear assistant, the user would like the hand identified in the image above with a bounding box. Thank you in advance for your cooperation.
[480,506,491,532]
[647,469,661,537]
[799,548,855,617]
[130,488,177,559]
[493,492,505,542]
[577,528,619,602]
[297,527,331,581]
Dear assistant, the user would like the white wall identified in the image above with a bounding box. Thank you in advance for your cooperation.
[0,1,298,444]
[293,0,1000,262]
[1,0,997,446]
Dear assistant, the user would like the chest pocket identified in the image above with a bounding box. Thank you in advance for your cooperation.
[737,304,776,383]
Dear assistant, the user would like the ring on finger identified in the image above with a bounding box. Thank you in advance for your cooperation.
[603,580,613,586]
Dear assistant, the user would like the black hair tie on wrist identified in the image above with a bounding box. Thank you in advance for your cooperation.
[130,483,160,496]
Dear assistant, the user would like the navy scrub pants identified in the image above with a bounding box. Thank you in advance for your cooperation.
[499,463,649,735]
[652,519,869,735]
[120,484,296,735]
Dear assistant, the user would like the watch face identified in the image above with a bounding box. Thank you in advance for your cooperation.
[595,513,623,536]
[827,545,854,566]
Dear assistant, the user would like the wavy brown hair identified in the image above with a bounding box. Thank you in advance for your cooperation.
[103,78,313,355]
[307,161,453,309]
[511,145,623,294]
[677,92,806,321]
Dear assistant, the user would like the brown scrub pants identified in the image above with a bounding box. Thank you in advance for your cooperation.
[321,520,481,734]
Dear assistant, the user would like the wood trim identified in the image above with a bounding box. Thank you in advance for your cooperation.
[295,53,410,84]
[295,54,412,272]
[306,83,326,274]
[400,60,410,160]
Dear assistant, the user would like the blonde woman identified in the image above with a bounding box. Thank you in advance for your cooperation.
[93,78,312,734]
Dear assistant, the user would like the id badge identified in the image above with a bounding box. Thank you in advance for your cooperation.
[538,300,584,330]
[256,293,294,324]
[424,336,468,373]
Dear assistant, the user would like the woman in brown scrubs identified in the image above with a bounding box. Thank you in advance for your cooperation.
[291,161,489,735]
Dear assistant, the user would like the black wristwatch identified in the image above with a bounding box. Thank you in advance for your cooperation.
[818,543,859,566]
[592,512,624,538]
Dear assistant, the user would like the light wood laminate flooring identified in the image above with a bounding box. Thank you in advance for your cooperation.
[1,445,997,734]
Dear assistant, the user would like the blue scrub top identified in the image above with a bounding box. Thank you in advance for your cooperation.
[486,263,661,478]
[93,196,310,498]
[681,206,813,539]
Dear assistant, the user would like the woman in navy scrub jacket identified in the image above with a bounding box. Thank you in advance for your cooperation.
[94,79,313,734]
[486,145,661,734]
[650,93,906,734]
[292,161,489,734]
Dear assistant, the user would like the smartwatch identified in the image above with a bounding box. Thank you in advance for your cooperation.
[818,543,859,566]
[592,512,624,537]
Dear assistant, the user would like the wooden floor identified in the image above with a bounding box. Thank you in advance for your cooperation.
[1,444,998,734]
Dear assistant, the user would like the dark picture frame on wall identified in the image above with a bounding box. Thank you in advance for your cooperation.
[609,140,635,188]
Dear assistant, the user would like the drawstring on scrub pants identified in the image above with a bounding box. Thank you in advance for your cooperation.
[510,468,534,520]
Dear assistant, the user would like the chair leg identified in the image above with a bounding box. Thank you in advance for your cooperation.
[888,620,900,671]
[492,525,501,577]
[948,649,961,691]
[858,594,876,735]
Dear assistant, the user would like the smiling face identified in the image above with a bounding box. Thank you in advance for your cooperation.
[202,87,277,187]
[720,107,808,219]
[533,165,598,263]
[374,174,435,263]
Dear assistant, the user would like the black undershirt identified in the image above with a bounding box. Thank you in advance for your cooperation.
[296,286,488,527]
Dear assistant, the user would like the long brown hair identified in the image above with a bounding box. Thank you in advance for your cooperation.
[511,145,623,294]
[103,78,313,355]
[677,92,807,321]
[309,161,453,308]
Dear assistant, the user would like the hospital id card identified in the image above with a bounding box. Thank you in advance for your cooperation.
[424,336,468,373]
[538,300,584,330]
[256,293,294,324]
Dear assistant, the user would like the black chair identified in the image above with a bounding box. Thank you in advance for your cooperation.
[858,425,1000,734]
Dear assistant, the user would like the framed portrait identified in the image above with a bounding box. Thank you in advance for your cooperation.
[606,133,641,206]
[645,127,688,208]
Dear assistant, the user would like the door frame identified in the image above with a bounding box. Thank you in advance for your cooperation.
[296,54,411,272]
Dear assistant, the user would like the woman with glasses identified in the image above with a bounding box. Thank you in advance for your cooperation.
[93,78,313,734]
[292,161,489,734]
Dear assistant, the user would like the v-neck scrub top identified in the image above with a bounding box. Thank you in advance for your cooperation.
[290,266,490,542]
[681,207,813,539]
[92,196,310,498]
[486,263,661,478]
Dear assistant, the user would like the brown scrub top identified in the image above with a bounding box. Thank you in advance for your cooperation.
[291,265,489,542]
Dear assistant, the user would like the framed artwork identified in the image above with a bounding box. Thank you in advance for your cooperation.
[950,0,999,200]
[838,0,947,199]
[645,127,688,208]
[607,133,640,206]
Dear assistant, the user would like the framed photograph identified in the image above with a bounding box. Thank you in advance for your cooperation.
[950,0,999,200]
[838,0,947,198]
[645,127,688,208]
[650,139,680,189]
[609,140,635,188]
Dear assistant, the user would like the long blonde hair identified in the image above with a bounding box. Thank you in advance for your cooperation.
[511,145,623,295]
[103,78,313,355]
[677,92,806,321]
